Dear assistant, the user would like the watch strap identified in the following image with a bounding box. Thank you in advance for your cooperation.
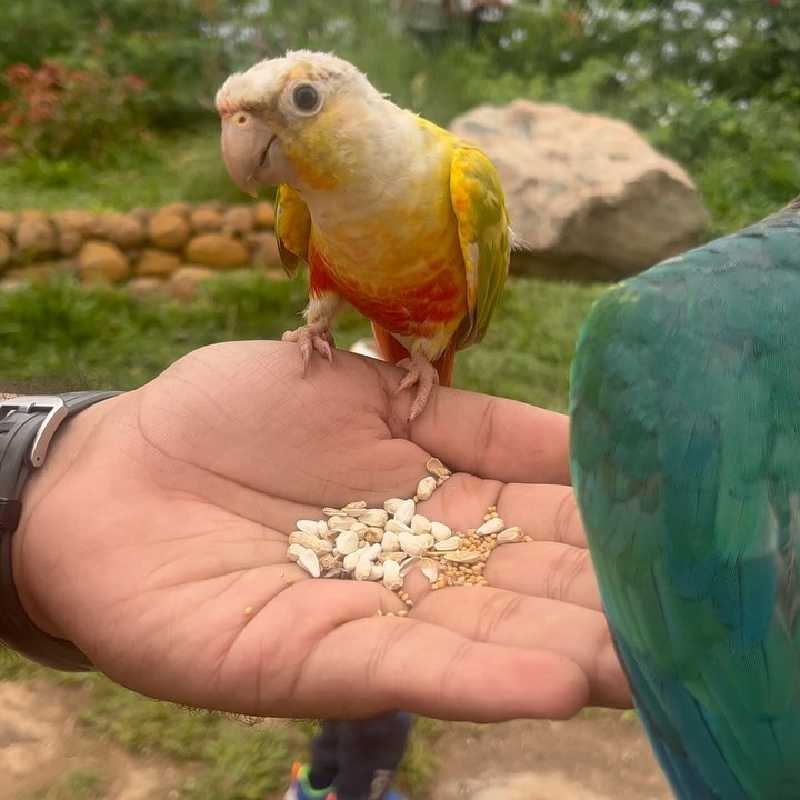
[0,391,120,671]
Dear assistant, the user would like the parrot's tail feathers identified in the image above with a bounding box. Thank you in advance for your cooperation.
[432,346,455,387]
[370,324,456,387]
[370,323,410,364]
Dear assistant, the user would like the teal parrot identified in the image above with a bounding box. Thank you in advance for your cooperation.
[569,196,800,799]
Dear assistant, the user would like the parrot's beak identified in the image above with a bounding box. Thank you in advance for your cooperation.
[220,112,278,198]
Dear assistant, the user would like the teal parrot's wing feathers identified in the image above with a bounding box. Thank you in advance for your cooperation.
[275,183,311,277]
[570,201,800,800]
[449,145,510,348]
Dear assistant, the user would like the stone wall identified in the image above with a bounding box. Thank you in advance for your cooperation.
[0,201,282,299]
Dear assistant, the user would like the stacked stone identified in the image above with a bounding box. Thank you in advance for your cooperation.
[0,201,282,299]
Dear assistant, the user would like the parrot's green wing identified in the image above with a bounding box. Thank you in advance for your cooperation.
[449,146,510,348]
[570,200,800,799]
[275,184,311,277]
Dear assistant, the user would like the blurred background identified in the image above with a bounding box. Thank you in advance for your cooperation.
[0,1,797,798]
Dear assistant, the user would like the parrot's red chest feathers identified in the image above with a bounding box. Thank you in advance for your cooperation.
[308,243,466,341]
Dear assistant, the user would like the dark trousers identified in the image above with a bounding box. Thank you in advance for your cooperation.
[309,712,414,800]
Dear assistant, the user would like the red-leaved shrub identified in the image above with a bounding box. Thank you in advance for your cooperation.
[0,60,147,161]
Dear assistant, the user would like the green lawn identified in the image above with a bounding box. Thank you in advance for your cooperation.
[1,271,603,412]
[0,127,242,212]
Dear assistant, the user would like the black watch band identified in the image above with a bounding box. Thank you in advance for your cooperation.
[0,391,120,671]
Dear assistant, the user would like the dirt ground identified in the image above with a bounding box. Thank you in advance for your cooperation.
[1,680,671,800]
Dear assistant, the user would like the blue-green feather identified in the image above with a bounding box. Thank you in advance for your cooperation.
[570,199,800,798]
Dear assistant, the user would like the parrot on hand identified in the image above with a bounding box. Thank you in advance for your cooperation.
[216,51,510,420]
[570,197,800,799]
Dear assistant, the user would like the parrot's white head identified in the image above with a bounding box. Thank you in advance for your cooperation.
[216,51,390,197]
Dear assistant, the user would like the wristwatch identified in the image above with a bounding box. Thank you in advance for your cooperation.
[0,391,120,671]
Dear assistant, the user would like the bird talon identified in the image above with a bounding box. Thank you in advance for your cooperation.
[282,324,335,374]
[396,354,438,421]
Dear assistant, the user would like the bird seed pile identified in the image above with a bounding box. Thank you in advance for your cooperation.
[286,458,530,610]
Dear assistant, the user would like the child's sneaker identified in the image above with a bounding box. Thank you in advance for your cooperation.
[282,762,407,800]
[283,762,334,800]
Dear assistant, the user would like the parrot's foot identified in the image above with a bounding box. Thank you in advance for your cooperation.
[396,354,439,422]
[281,323,335,375]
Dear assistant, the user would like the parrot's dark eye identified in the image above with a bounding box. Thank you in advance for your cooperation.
[292,83,321,113]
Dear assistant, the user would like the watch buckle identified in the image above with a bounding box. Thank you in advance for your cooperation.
[0,396,67,467]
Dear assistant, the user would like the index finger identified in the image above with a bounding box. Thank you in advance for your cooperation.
[408,385,571,486]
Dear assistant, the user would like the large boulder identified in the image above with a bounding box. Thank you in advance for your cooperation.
[450,100,710,281]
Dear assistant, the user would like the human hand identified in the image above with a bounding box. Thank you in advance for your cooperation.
[14,341,629,721]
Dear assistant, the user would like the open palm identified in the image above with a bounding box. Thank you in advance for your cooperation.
[15,341,628,721]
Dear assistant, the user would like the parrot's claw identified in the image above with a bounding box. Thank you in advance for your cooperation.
[282,324,335,374]
[396,355,439,422]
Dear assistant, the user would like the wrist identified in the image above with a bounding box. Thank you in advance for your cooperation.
[13,398,115,639]
[0,392,122,669]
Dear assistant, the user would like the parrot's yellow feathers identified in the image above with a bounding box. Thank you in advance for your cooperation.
[449,146,510,347]
[275,184,311,277]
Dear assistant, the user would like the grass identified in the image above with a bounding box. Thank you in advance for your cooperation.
[0,272,602,411]
[0,126,244,212]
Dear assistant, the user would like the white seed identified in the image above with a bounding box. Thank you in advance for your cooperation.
[444,550,482,564]
[328,515,356,531]
[317,520,330,536]
[430,521,452,541]
[323,508,340,517]
[349,522,368,535]
[323,567,344,579]
[434,536,462,551]
[426,457,451,478]
[289,531,333,554]
[361,509,389,527]
[287,543,305,562]
[355,555,374,580]
[411,514,432,534]
[399,556,420,577]
[369,565,384,581]
[419,559,440,583]
[384,498,404,514]
[343,545,370,571]
[477,517,505,536]
[497,526,523,544]
[297,519,321,535]
[394,499,415,526]
[386,519,412,534]
[297,547,321,577]
[418,533,434,550]
[382,560,402,590]
[335,530,360,555]
[399,531,429,556]
[381,530,400,552]
[379,551,405,562]
[416,476,437,501]
[344,500,367,511]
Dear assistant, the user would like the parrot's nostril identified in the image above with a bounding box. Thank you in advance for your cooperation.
[235,113,248,126]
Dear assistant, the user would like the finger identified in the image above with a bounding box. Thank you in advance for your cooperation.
[413,586,629,709]
[210,578,589,722]
[484,541,601,611]
[497,483,587,547]
[408,387,570,486]
[290,617,591,722]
